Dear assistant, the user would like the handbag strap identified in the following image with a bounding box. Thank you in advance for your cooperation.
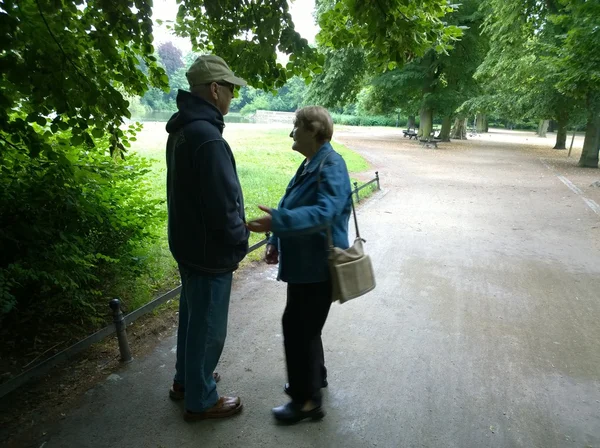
[317,152,361,245]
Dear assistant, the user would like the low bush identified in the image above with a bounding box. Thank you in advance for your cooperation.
[0,126,165,338]
[330,114,399,127]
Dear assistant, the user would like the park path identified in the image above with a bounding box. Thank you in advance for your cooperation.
[38,127,600,448]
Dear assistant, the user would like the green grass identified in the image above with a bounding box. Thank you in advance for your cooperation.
[128,124,375,295]
[226,128,370,220]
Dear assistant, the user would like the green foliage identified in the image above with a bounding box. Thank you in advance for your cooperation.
[140,67,189,111]
[475,0,577,122]
[305,49,367,108]
[240,96,271,115]
[0,127,165,330]
[0,0,168,159]
[234,77,308,114]
[553,0,600,166]
[317,0,463,72]
[229,81,398,127]
[330,114,398,127]
[138,47,190,112]
[358,0,487,121]
[308,0,477,123]
[127,96,151,116]
[552,1,600,99]
[140,47,310,114]
[174,0,322,89]
[358,63,428,116]
[475,0,597,164]
[141,87,173,112]
[269,77,309,111]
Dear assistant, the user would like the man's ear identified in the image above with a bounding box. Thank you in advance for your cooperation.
[210,82,219,100]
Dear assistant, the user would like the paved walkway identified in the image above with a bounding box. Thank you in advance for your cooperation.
[40,128,600,448]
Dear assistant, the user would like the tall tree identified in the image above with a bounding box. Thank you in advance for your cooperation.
[305,48,367,108]
[349,0,487,140]
[306,0,464,110]
[477,0,596,161]
[552,0,600,167]
[158,41,184,77]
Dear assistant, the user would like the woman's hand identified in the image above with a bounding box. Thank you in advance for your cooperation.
[265,244,279,265]
[246,205,273,233]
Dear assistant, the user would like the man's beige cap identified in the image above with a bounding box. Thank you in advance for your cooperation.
[185,55,247,87]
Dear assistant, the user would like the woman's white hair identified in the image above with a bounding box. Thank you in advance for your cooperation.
[294,106,334,142]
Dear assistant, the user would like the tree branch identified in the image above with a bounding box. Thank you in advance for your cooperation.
[0,135,23,152]
[35,0,89,86]
[375,0,410,22]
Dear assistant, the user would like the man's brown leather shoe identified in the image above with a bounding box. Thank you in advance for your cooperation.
[169,372,221,401]
[183,396,243,421]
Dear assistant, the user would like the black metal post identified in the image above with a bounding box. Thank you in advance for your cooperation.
[109,298,133,363]
[354,181,360,202]
[375,172,380,190]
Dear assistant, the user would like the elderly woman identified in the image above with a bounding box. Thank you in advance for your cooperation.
[247,106,352,424]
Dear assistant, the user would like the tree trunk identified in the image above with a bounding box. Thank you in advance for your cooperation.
[439,115,452,142]
[418,107,433,138]
[548,120,556,132]
[451,117,467,140]
[476,113,488,133]
[537,119,550,137]
[407,115,416,129]
[578,111,600,168]
[553,115,568,150]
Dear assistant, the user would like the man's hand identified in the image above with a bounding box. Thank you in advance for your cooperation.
[246,205,272,233]
[265,244,279,265]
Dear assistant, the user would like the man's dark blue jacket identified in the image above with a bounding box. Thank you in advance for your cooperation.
[166,90,249,274]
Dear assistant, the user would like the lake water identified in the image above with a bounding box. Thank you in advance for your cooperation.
[130,111,251,123]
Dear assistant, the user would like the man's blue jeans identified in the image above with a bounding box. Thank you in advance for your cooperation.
[174,265,233,412]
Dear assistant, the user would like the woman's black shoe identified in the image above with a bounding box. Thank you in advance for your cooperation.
[283,379,328,397]
[272,401,325,424]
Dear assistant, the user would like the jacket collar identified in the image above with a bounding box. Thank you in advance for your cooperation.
[301,142,334,175]
[165,90,225,135]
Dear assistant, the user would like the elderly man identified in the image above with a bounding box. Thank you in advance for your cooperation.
[165,55,249,421]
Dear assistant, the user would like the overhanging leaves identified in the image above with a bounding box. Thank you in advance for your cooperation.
[0,0,168,159]
[173,0,322,90]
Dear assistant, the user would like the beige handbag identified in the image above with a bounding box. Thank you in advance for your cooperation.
[318,153,376,303]
[328,199,376,303]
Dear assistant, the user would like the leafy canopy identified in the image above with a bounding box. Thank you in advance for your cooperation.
[0,0,168,158]
[317,0,464,71]
[173,0,322,90]
[1,0,471,160]
[305,0,466,110]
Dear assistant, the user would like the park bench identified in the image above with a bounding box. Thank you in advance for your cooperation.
[468,126,479,137]
[419,130,442,149]
[403,129,418,139]
[419,138,438,149]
